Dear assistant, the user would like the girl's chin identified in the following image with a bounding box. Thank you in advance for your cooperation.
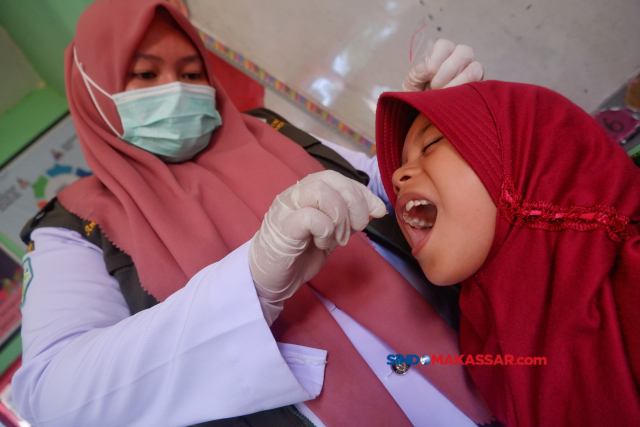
[414,252,458,286]
[420,260,474,286]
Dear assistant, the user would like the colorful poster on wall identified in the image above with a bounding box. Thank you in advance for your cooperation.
[0,115,91,255]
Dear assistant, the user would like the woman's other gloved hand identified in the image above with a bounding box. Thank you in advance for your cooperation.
[403,39,484,91]
[249,170,386,325]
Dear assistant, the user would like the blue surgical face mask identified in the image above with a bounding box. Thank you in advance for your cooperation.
[74,48,222,163]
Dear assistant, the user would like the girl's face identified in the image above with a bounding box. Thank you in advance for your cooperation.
[124,10,208,91]
[392,114,497,285]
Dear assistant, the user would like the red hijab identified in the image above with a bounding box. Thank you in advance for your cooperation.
[58,0,495,424]
[376,81,640,426]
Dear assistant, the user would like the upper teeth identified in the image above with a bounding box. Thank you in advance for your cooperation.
[402,199,435,229]
[405,199,432,211]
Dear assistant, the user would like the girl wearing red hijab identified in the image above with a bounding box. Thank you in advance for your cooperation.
[375,80,640,426]
[11,0,496,426]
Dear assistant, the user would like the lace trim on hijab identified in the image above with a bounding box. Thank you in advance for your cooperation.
[499,175,630,243]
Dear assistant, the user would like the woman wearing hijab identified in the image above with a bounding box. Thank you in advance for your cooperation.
[375,80,640,426]
[12,0,493,426]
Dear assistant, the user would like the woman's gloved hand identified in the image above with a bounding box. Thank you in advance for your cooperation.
[249,170,386,325]
[403,39,484,91]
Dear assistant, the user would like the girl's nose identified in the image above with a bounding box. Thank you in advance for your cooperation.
[392,165,417,195]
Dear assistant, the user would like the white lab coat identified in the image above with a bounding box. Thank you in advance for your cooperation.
[12,141,474,427]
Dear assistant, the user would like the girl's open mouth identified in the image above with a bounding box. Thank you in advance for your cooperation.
[397,198,438,252]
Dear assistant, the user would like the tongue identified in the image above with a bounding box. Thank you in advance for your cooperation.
[404,220,432,248]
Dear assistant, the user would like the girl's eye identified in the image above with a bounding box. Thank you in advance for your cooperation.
[421,137,443,155]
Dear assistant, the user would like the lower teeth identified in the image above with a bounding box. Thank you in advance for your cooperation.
[403,213,433,229]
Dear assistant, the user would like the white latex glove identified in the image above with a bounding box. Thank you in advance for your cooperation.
[249,170,387,325]
[403,39,484,91]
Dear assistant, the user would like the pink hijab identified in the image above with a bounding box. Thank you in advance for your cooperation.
[59,0,326,301]
[58,0,494,424]
[376,81,640,426]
